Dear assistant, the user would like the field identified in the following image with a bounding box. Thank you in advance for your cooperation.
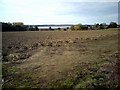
[2,29,120,88]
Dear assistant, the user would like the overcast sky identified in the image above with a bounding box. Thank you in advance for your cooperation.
[0,0,119,25]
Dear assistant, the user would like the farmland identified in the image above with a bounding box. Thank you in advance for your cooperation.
[2,29,120,88]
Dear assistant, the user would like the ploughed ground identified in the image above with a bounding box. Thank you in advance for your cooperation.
[2,29,120,88]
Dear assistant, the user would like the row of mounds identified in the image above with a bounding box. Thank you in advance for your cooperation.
[27,36,104,48]
[3,53,31,63]
[2,35,104,63]
[4,34,105,53]
[2,38,78,63]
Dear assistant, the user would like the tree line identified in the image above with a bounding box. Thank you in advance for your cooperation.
[1,22,118,32]
[70,22,118,30]
[2,22,39,32]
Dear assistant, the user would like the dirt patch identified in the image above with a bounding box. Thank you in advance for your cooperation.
[2,30,119,88]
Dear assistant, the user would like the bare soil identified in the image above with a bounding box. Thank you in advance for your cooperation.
[2,29,119,88]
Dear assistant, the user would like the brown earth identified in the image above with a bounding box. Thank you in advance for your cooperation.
[2,29,119,88]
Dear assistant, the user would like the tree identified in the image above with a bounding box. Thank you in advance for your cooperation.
[2,22,13,32]
[74,24,83,30]
[12,22,24,26]
[99,23,107,29]
[99,24,104,29]
[2,22,27,32]
[93,23,100,30]
[82,25,88,30]
[27,25,34,31]
[66,27,69,30]
[70,25,75,30]
[35,26,39,30]
[108,22,117,28]
[57,27,61,30]
[49,27,52,30]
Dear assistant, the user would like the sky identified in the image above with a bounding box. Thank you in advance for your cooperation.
[0,0,119,25]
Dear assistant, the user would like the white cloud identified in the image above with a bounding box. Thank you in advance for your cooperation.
[1,0,119,24]
[2,0,68,24]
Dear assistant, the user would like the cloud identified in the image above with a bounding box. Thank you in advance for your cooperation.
[1,0,119,24]
[56,2,118,24]
[2,0,67,24]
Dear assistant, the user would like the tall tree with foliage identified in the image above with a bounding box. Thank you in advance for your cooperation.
[108,22,117,28]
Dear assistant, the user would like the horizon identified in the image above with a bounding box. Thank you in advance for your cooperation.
[2,21,119,25]
[0,0,119,25]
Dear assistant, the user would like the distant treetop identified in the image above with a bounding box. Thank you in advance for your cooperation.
[12,22,24,26]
